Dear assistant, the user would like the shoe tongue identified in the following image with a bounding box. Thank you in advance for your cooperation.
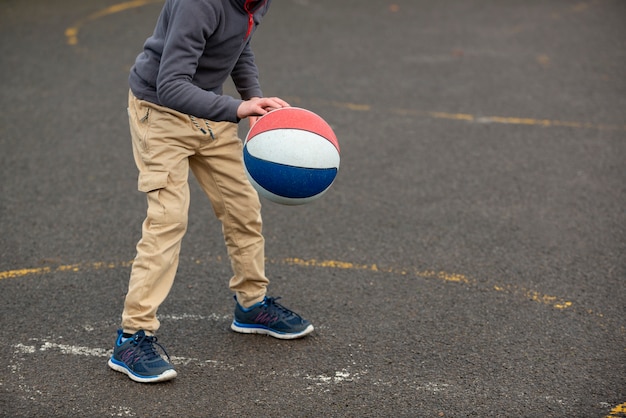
[132,330,147,340]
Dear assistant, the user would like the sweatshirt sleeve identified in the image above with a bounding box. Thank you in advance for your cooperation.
[155,0,241,122]
[231,43,263,100]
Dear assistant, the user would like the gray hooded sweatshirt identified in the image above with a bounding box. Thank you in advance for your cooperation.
[129,0,271,123]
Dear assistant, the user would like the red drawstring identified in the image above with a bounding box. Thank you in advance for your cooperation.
[244,0,266,39]
[246,13,253,39]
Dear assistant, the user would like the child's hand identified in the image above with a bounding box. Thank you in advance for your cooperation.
[237,97,290,120]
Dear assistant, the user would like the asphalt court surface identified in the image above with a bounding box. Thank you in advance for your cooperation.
[1,0,625,416]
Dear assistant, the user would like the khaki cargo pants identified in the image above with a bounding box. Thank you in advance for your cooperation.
[122,91,268,334]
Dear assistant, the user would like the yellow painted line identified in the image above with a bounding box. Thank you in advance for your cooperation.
[318,100,623,131]
[65,0,163,46]
[278,257,570,309]
[0,261,133,280]
[536,54,551,68]
[0,267,52,280]
[388,108,625,131]
[427,111,475,122]
[493,285,572,310]
[278,257,472,285]
[329,101,371,112]
[607,402,626,418]
[0,257,572,311]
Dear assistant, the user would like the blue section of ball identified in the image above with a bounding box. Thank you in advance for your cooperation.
[244,151,338,199]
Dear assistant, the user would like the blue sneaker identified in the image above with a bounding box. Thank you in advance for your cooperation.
[107,330,177,383]
[231,296,314,339]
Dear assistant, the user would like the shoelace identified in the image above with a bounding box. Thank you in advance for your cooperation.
[132,333,171,363]
[263,297,301,319]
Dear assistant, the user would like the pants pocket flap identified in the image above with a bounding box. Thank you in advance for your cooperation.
[138,170,169,193]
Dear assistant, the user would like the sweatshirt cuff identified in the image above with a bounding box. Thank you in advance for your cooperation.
[227,99,243,123]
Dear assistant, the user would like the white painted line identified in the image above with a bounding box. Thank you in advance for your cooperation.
[160,313,231,321]
[39,341,111,357]
[11,336,378,390]
[13,337,233,370]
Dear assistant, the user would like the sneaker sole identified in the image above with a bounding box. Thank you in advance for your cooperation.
[107,358,177,383]
[230,322,314,339]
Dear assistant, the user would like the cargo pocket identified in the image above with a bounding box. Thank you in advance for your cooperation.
[138,170,170,223]
[138,170,169,193]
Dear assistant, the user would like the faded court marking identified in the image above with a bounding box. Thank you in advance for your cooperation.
[1,256,574,313]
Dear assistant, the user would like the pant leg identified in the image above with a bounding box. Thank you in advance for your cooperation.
[188,120,268,308]
[122,91,194,334]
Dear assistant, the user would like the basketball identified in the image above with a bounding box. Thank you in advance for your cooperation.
[243,107,340,205]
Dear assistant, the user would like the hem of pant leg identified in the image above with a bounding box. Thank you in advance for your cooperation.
[236,292,266,308]
[122,329,156,336]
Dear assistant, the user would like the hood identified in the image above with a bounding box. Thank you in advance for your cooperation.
[230,0,266,13]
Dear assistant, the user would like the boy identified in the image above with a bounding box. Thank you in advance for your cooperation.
[107,0,313,384]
